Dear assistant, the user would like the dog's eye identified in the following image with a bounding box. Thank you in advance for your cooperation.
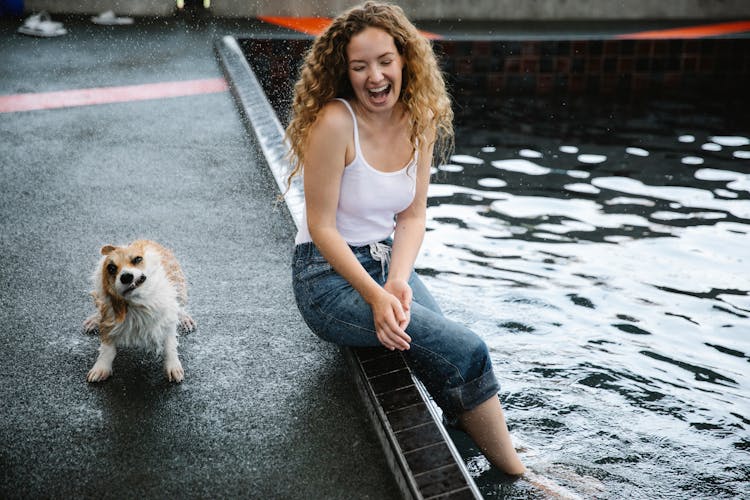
[132,256,143,265]
[107,263,117,275]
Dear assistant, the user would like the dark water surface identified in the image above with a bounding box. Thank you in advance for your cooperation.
[421,97,749,498]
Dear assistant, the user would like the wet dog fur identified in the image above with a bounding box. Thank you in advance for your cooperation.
[83,240,196,382]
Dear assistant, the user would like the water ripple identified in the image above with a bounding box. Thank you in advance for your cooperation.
[423,96,750,498]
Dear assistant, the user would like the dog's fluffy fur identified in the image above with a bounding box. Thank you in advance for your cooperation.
[84,240,196,383]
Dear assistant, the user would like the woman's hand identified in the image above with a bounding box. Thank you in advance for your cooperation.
[384,279,412,329]
[370,288,412,351]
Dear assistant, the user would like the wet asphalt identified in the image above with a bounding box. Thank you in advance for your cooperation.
[0,15,399,499]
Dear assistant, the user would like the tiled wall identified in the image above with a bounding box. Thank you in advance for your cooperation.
[239,36,750,123]
[437,38,750,98]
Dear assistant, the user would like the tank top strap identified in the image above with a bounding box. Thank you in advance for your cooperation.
[334,98,362,157]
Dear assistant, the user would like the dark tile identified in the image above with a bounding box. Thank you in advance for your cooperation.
[521,42,539,56]
[415,465,470,498]
[361,352,407,378]
[636,57,651,72]
[571,40,588,55]
[699,57,715,72]
[589,40,603,56]
[404,442,455,475]
[536,74,555,94]
[354,345,392,362]
[586,57,602,73]
[604,40,619,56]
[665,57,680,72]
[539,56,555,73]
[504,57,520,73]
[569,74,586,93]
[473,57,490,73]
[505,41,522,56]
[555,41,570,56]
[378,385,425,412]
[555,56,571,73]
[618,57,634,73]
[587,75,600,93]
[369,368,413,395]
[472,41,491,57]
[668,40,683,56]
[427,487,477,500]
[635,40,652,56]
[539,41,557,56]
[571,57,585,74]
[521,57,538,74]
[386,403,434,432]
[652,40,668,56]
[395,422,445,451]
[488,55,505,71]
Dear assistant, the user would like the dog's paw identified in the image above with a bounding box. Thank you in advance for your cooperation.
[165,360,184,383]
[178,311,196,334]
[82,313,100,334]
[87,364,112,383]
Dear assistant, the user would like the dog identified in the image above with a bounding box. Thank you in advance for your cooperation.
[83,240,196,383]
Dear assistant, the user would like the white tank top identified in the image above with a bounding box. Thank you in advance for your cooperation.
[295,98,418,246]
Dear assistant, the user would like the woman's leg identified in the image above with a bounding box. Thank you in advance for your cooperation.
[459,395,526,476]
[294,244,525,475]
[408,271,525,476]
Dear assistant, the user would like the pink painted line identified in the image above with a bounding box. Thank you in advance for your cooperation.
[0,78,229,113]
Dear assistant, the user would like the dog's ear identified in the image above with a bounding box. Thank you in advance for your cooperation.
[101,245,116,255]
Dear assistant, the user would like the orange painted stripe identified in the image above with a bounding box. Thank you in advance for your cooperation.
[259,15,442,39]
[617,20,750,39]
[258,16,333,36]
[0,78,229,113]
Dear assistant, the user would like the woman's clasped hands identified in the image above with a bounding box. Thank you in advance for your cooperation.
[371,279,413,351]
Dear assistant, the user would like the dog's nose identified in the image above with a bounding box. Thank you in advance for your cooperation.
[120,272,133,285]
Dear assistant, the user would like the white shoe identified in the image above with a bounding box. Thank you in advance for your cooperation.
[17,11,67,37]
[91,10,134,25]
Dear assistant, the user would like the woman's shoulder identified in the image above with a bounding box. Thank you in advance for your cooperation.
[313,99,354,133]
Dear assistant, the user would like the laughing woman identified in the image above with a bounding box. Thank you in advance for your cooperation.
[285,1,526,476]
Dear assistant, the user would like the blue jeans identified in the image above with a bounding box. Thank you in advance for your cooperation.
[292,240,500,423]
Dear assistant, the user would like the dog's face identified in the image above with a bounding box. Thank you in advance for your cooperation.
[100,242,148,300]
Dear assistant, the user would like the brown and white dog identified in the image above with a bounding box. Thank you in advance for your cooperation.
[83,240,196,383]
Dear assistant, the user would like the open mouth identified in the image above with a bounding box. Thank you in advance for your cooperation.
[122,275,146,295]
[368,83,391,101]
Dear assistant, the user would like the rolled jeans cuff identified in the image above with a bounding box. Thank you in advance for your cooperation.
[442,368,500,427]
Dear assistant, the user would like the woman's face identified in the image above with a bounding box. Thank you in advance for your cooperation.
[346,26,404,113]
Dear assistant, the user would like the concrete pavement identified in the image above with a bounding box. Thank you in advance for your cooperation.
[0,15,399,499]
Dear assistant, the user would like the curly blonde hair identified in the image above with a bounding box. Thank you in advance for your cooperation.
[284,1,454,188]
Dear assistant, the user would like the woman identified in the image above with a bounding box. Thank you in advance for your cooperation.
[285,1,525,476]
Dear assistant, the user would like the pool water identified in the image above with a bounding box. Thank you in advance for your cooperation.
[420,96,750,498]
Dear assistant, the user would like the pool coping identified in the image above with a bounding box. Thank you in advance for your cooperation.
[214,35,482,500]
